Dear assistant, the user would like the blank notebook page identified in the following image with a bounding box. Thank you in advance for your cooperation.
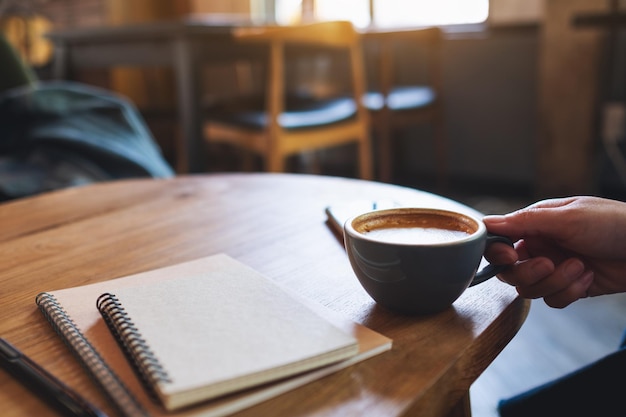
[97,254,359,410]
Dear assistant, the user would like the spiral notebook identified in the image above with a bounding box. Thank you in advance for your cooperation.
[36,254,391,417]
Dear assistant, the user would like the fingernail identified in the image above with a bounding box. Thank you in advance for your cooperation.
[577,270,594,298]
[483,215,506,224]
[579,269,594,285]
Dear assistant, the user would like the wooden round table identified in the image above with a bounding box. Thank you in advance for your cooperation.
[0,173,528,417]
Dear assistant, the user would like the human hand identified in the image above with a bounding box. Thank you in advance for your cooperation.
[483,196,626,308]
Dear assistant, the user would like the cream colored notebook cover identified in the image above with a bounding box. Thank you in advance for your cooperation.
[95,254,358,410]
[37,254,392,417]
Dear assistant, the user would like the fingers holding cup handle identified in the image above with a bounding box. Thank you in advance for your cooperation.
[469,234,514,286]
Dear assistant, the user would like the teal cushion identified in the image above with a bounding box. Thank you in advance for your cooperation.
[206,94,357,130]
[363,86,436,111]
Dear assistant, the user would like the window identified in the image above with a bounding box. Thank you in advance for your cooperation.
[372,0,489,27]
[274,0,489,27]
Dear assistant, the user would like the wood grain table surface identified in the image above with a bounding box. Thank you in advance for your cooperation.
[0,173,529,417]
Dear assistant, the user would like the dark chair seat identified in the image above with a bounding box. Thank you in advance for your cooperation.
[207,95,357,130]
[363,86,436,112]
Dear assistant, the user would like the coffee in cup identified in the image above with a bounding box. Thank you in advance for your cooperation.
[343,207,511,315]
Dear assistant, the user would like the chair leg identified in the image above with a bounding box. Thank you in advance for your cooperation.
[433,113,448,190]
[372,108,394,182]
[358,134,374,181]
[241,150,257,172]
[377,123,393,183]
[308,152,323,175]
[266,151,286,173]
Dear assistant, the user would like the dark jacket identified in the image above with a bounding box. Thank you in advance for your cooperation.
[0,81,174,201]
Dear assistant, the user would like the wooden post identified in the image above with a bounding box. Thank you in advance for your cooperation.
[536,0,606,197]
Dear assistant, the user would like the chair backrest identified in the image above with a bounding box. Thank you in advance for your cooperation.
[233,21,360,49]
[233,21,364,100]
[232,21,368,135]
[362,26,443,96]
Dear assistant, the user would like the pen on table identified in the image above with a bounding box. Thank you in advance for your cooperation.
[0,337,108,417]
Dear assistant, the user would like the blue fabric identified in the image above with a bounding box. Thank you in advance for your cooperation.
[362,86,436,111]
[498,329,626,417]
[206,94,357,130]
[0,81,174,200]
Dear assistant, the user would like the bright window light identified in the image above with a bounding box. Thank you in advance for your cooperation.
[316,0,370,28]
[275,0,307,25]
[275,0,489,27]
[374,0,489,27]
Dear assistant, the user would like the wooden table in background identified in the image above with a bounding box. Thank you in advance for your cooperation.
[46,17,263,174]
[0,173,529,417]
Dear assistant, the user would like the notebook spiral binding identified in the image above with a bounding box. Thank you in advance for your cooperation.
[97,292,171,403]
[35,292,149,417]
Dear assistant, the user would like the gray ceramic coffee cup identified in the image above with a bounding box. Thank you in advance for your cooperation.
[344,207,512,315]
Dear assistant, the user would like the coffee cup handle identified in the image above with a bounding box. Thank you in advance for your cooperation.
[469,233,514,287]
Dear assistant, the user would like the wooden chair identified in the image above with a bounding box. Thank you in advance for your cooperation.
[362,27,446,186]
[203,21,373,180]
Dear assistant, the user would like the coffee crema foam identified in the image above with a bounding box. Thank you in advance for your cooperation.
[363,226,472,244]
